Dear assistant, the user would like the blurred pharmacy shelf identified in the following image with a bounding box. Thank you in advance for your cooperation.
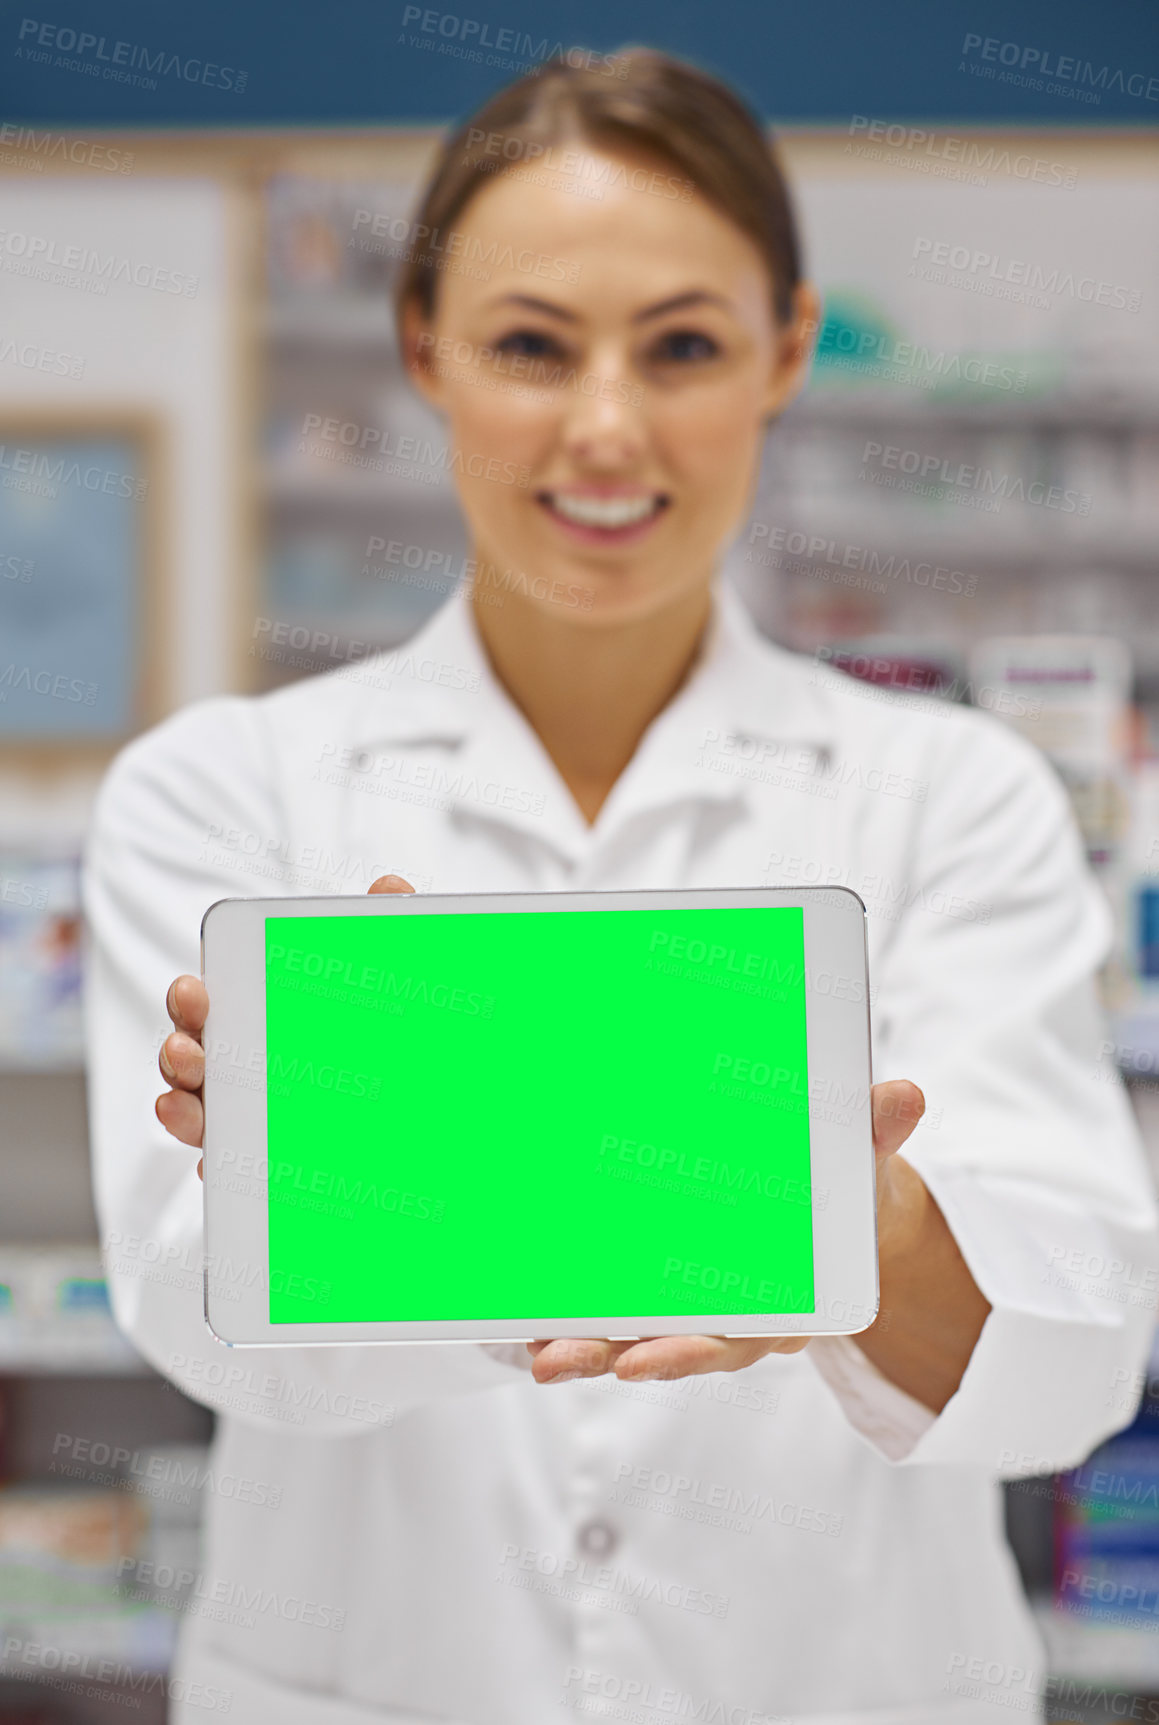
[0,1447,213,1709]
[265,293,399,348]
[0,1059,84,1077]
[793,393,1159,431]
[263,460,463,509]
[0,1248,147,1378]
[1037,1597,1159,1688]
[749,513,1159,571]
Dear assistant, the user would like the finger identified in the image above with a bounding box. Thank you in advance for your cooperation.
[527,1331,651,1359]
[155,1087,204,1148]
[871,1080,926,1159]
[197,1157,203,1182]
[613,1334,809,1382]
[527,1335,657,1360]
[529,1339,635,1384]
[159,1031,205,1093]
[368,874,416,896]
[166,975,208,1037]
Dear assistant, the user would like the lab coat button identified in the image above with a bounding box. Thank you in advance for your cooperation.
[577,1518,617,1556]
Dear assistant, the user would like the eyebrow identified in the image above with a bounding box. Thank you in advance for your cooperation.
[485,290,734,323]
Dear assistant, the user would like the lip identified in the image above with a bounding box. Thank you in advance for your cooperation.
[535,487,670,546]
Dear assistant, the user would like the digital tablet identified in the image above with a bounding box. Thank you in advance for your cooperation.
[200,887,877,1346]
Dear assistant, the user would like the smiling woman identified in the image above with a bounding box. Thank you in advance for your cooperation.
[86,41,1159,1725]
[392,51,821,822]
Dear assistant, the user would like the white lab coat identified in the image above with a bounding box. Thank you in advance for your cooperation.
[83,580,1159,1725]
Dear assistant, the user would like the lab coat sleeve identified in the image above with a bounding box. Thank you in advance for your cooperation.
[808,706,1159,1473]
[83,696,532,1436]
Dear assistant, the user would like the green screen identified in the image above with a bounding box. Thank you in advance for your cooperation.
[265,906,814,1324]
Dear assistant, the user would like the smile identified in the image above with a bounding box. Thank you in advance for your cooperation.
[537,490,670,539]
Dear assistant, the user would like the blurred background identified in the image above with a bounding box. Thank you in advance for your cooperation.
[0,0,1157,1717]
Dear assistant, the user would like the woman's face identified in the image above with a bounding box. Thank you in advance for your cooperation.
[405,145,817,626]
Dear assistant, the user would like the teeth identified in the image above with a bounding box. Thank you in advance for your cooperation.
[548,492,660,528]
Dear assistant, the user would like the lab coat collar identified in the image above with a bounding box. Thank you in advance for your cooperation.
[348,580,838,861]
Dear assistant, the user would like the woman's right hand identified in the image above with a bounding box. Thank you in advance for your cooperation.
[156,875,417,1181]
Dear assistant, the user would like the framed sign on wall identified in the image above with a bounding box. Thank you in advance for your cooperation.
[0,412,164,759]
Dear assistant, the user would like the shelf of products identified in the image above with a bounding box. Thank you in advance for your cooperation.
[0,854,83,1073]
[264,293,400,349]
[1024,1360,1159,1699]
[255,171,466,669]
[793,390,1159,432]
[0,1248,147,1378]
[0,1445,211,1689]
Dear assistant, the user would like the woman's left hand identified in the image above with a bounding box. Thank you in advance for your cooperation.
[528,1079,927,1386]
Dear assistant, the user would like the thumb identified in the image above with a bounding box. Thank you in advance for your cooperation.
[368,874,416,895]
[871,1080,925,1160]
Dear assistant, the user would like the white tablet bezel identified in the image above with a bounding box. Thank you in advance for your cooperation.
[201,886,877,1346]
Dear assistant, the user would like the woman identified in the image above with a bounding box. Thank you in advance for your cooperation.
[86,49,1158,1725]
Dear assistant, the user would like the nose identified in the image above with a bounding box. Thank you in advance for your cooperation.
[557,354,648,470]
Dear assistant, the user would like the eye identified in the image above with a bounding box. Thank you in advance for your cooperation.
[650,329,721,364]
[494,329,565,359]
